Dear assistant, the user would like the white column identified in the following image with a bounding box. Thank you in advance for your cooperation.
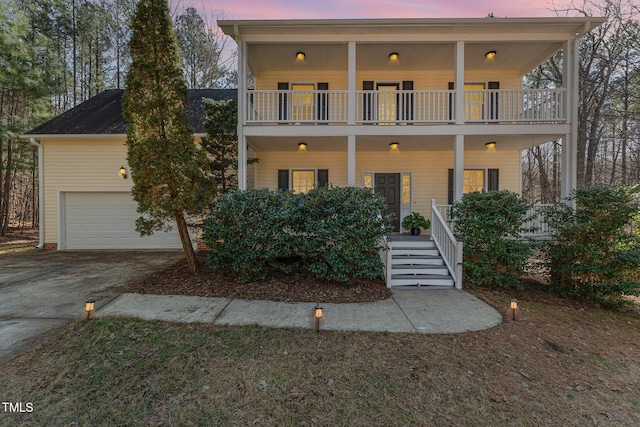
[347,135,356,186]
[454,41,465,125]
[454,135,464,202]
[561,38,579,199]
[347,42,356,125]
[237,40,247,190]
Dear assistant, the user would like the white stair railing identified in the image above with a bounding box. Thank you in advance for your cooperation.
[431,199,463,289]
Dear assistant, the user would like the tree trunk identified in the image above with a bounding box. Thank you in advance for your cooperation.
[533,146,552,203]
[175,212,197,273]
[1,139,12,236]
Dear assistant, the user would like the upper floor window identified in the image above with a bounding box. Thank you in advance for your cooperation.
[292,84,314,121]
[378,84,397,124]
[464,83,485,121]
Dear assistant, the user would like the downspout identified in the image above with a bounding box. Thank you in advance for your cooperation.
[29,138,44,249]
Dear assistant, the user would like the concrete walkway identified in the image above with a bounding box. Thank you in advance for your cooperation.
[98,290,502,334]
[1,250,502,360]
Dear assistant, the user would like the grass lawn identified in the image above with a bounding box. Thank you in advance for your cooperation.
[1,290,639,426]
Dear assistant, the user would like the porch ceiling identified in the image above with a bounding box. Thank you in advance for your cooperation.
[246,134,563,153]
[248,41,563,76]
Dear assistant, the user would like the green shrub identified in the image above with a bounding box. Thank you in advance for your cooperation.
[201,189,299,281]
[201,186,392,283]
[543,185,640,309]
[450,191,533,289]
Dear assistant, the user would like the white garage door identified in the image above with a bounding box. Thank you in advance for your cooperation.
[62,192,183,249]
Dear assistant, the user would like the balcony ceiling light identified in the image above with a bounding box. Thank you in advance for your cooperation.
[389,52,399,61]
[296,51,305,61]
[389,142,399,151]
[485,50,496,60]
[298,142,307,151]
[485,141,496,149]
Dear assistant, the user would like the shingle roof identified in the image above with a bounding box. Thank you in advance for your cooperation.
[25,89,237,135]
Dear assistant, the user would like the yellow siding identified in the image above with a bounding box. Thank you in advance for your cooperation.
[42,139,131,244]
[255,152,348,188]
[256,70,522,90]
[254,149,520,219]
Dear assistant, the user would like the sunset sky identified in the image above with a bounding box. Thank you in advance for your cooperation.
[199,0,563,20]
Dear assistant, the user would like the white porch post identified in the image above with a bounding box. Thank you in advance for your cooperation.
[348,135,356,186]
[347,41,356,125]
[237,39,247,190]
[561,38,579,199]
[454,41,465,124]
[454,135,464,202]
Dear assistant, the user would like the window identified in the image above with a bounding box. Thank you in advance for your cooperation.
[448,169,499,204]
[292,170,315,194]
[378,84,398,124]
[363,173,373,189]
[292,84,315,121]
[402,174,411,204]
[464,83,485,121]
[463,169,484,193]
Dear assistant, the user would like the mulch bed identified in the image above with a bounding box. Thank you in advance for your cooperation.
[117,256,392,303]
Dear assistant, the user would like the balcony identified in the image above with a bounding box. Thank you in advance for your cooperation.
[245,88,566,125]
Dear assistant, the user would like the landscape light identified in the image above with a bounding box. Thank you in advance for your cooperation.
[510,298,518,321]
[83,299,96,320]
[315,304,323,332]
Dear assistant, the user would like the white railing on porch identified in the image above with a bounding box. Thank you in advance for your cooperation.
[521,204,553,237]
[355,90,454,123]
[431,199,463,289]
[465,88,566,122]
[245,88,566,124]
[436,203,553,239]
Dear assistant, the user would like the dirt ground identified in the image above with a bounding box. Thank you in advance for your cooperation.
[0,227,39,257]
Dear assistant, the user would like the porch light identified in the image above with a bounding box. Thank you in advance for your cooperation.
[389,52,399,61]
[485,50,496,60]
[485,141,496,149]
[119,165,128,179]
[315,304,323,332]
[296,52,305,61]
[510,298,518,320]
[298,142,307,151]
[83,299,96,320]
[389,142,399,151]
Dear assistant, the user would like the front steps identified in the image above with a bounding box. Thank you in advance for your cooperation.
[386,237,455,288]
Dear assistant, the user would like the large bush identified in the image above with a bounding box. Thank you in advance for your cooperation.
[201,187,392,283]
[543,185,640,309]
[450,191,533,289]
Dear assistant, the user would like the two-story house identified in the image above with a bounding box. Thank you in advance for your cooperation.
[219,17,607,220]
[219,17,605,288]
[24,17,606,290]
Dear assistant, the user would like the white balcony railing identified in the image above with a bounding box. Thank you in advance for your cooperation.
[436,203,554,239]
[245,88,566,125]
[464,89,566,123]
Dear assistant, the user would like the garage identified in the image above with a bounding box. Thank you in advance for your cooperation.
[61,192,184,250]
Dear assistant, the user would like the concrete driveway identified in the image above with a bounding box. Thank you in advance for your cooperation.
[0,250,183,359]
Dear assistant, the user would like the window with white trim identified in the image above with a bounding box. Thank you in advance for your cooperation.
[463,169,484,193]
[292,170,315,194]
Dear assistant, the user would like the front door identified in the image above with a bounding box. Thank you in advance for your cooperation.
[375,173,401,232]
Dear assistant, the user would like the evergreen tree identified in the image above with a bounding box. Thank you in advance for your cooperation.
[122,0,212,272]
[201,98,259,194]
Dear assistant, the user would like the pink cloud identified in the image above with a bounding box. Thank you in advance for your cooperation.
[197,0,560,20]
